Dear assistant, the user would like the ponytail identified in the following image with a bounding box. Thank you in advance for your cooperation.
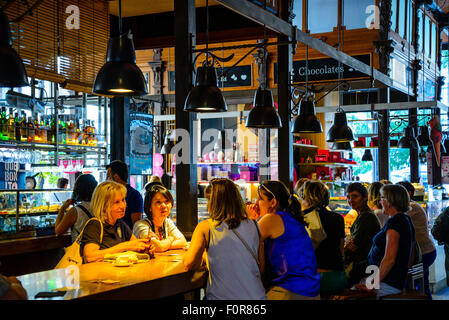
[259,181,307,226]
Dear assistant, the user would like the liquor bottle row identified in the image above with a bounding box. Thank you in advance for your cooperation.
[0,107,98,146]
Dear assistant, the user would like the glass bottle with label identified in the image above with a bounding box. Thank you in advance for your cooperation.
[0,107,8,140]
[14,112,20,142]
[34,115,40,143]
[27,117,35,142]
[7,107,15,141]
[20,112,27,142]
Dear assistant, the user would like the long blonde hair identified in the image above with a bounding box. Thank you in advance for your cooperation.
[90,181,127,224]
[204,178,247,230]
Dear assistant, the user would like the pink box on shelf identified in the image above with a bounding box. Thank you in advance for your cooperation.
[240,171,251,181]
[315,155,327,162]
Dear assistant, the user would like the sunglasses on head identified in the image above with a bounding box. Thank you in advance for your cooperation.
[145,181,164,192]
[259,183,276,199]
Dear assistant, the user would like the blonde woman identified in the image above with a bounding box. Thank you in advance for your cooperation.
[183,178,266,300]
[81,181,153,263]
[368,182,388,227]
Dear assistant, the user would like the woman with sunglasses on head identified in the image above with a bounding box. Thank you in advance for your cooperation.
[133,183,187,252]
[248,180,320,300]
[183,178,266,300]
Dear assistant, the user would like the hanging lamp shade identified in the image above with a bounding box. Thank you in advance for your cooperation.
[326,111,354,143]
[417,126,433,148]
[332,141,352,151]
[93,32,148,96]
[398,126,419,150]
[160,135,173,155]
[184,65,227,112]
[0,11,29,88]
[361,149,373,161]
[245,87,282,128]
[291,99,322,134]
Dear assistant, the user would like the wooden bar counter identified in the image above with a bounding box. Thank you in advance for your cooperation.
[17,250,207,300]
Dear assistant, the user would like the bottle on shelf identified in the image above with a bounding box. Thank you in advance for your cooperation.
[27,116,35,142]
[20,112,27,142]
[50,118,55,143]
[67,120,76,145]
[83,120,90,145]
[0,107,8,140]
[39,117,48,143]
[7,107,15,141]
[14,112,20,142]
[34,114,40,142]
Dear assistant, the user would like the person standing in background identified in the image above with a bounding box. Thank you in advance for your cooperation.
[344,182,381,276]
[106,160,143,229]
[397,181,436,299]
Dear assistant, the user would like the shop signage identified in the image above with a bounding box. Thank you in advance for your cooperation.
[0,162,25,189]
[274,54,371,83]
[169,65,252,91]
[129,113,154,175]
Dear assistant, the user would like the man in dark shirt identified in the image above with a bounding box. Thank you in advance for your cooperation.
[106,160,143,229]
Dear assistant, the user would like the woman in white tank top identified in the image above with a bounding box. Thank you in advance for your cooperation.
[183,178,266,300]
[55,174,98,243]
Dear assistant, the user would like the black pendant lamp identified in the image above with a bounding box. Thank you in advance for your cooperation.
[327,109,354,143]
[246,87,282,128]
[361,149,373,161]
[184,64,227,112]
[332,141,352,151]
[184,0,226,113]
[0,10,29,88]
[92,0,147,96]
[291,98,322,134]
[398,126,419,149]
[416,126,433,151]
[160,135,173,155]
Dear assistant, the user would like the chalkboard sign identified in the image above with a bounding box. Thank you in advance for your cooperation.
[169,65,252,91]
[274,54,371,83]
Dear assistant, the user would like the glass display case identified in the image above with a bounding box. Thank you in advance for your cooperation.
[0,189,72,240]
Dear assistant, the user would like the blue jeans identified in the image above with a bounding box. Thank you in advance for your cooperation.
[419,249,437,300]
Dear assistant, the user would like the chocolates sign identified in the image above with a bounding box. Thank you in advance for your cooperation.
[274,54,371,83]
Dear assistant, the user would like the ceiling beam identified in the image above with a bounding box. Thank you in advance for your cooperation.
[215,0,393,88]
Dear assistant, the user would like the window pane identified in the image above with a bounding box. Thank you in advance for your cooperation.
[407,0,413,40]
[391,0,397,31]
[441,49,449,106]
[431,22,437,60]
[425,16,431,56]
[293,0,302,30]
[308,0,338,33]
[398,0,406,38]
[390,110,410,183]
[346,112,376,183]
[417,10,424,52]
[343,0,374,30]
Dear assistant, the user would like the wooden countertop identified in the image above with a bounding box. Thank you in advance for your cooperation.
[17,249,207,300]
[0,234,71,257]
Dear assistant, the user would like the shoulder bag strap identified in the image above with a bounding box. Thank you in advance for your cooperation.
[232,223,260,269]
[75,217,103,244]
[77,204,93,219]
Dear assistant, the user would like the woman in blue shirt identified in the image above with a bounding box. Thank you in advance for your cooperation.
[355,184,415,297]
[250,180,320,300]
